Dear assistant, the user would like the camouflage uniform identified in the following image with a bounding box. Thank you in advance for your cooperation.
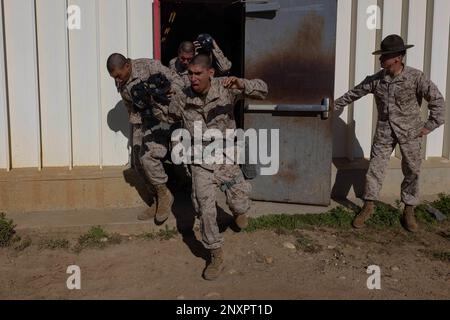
[169,58,190,88]
[155,77,268,249]
[118,58,184,186]
[169,47,233,87]
[335,66,446,205]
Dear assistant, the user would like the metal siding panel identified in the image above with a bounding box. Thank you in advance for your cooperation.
[0,2,9,170]
[36,0,72,167]
[406,0,427,71]
[382,0,403,38]
[3,0,40,168]
[99,0,129,166]
[381,0,403,158]
[406,0,429,159]
[68,0,100,166]
[333,0,352,158]
[127,0,154,59]
[427,0,449,158]
[446,28,450,159]
[352,0,377,159]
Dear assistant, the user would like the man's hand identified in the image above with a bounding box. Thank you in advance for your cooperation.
[194,36,217,53]
[223,77,245,90]
[166,86,175,98]
[212,39,219,50]
[418,127,431,138]
[193,41,202,54]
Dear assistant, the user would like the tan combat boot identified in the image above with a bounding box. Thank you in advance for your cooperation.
[234,214,248,229]
[155,184,174,224]
[203,248,224,281]
[352,201,375,229]
[402,205,419,233]
[137,206,156,221]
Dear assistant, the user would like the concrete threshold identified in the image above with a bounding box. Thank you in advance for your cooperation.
[6,191,342,235]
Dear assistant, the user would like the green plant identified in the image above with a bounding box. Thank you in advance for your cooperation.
[365,202,402,229]
[0,213,16,247]
[431,193,450,217]
[138,232,157,240]
[245,207,355,233]
[74,226,122,253]
[431,251,450,263]
[157,225,178,240]
[39,238,70,250]
[14,236,32,252]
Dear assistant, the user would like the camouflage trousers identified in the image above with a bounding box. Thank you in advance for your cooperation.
[191,164,252,250]
[364,126,422,206]
[132,124,169,186]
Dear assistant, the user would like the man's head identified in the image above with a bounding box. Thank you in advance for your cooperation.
[372,35,413,75]
[178,41,195,70]
[107,53,132,87]
[188,54,214,94]
[379,51,405,73]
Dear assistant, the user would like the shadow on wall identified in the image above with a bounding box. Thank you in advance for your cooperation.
[107,101,132,148]
[107,101,154,207]
[331,108,369,210]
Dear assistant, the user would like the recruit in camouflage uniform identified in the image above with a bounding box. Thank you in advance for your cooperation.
[115,58,185,223]
[154,63,268,280]
[334,35,446,232]
[170,42,232,87]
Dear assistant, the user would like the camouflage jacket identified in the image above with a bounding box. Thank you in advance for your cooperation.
[169,47,233,87]
[334,66,446,143]
[209,47,233,76]
[117,58,184,125]
[169,57,190,87]
[154,77,268,137]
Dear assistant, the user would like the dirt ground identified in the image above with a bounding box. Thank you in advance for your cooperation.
[1,221,449,300]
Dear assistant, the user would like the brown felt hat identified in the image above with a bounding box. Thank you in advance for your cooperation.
[372,34,414,55]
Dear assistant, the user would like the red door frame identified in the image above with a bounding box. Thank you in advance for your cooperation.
[153,0,161,60]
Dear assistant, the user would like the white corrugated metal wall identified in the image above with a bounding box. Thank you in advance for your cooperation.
[0,0,448,170]
[0,0,154,170]
[334,0,450,159]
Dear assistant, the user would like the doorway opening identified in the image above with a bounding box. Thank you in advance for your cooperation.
[159,0,245,78]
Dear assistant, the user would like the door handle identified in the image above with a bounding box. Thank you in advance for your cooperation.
[244,1,280,13]
[246,98,331,119]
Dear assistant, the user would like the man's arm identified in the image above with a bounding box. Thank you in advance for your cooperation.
[222,77,268,102]
[334,76,376,112]
[148,59,185,92]
[122,98,133,115]
[417,73,446,134]
[211,40,232,76]
[168,57,178,72]
[119,93,142,124]
[152,88,185,124]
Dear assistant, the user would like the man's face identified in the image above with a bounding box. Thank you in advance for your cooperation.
[379,53,402,72]
[109,63,131,87]
[178,52,194,69]
[188,64,214,94]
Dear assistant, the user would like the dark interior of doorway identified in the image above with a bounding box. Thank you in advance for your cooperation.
[160,0,246,128]
[160,0,244,78]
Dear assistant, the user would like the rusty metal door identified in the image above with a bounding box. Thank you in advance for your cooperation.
[244,0,337,206]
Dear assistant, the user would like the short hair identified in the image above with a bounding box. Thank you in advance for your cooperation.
[178,41,195,54]
[107,53,129,72]
[189,54,212,69]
